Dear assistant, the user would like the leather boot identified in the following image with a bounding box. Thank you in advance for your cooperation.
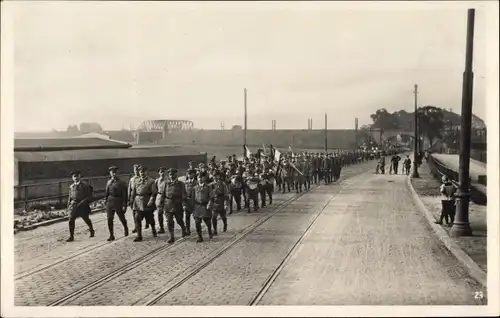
[196,222,203,243]
[212,217,218,236]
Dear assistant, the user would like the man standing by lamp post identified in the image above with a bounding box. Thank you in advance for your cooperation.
[451,9,476,237]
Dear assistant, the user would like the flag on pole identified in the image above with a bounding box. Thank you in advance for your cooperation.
[262,144,268,156]
[274,148,282,163]
[244,145,252,158]
[290,162,304,176]
[288,146,295,157]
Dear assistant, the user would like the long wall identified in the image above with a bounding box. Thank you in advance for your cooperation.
[160,129,358,150]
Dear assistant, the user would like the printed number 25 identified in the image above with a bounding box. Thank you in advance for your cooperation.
[474,291,484,299]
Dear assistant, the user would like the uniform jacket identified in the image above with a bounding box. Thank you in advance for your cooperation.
[105,177,128,208]
[68,181,93,213]
[163,179,187,212]
[130,176,156,211]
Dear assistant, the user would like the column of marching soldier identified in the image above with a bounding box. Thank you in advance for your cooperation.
[64,147,378,244]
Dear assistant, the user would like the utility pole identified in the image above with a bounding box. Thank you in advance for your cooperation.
[324,113,328,152]
[451,9,475,237]
[412,84,420,178]
[355,118,359,148]
[244,88,248,158]
[310,118,313,130]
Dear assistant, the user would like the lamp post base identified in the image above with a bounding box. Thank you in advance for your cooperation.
[450,222,473,237]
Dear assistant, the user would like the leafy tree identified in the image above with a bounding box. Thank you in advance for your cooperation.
[369,108,400,130]
[417,106,445,149]
[79,122,103,133]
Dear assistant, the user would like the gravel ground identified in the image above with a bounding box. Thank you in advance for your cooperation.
[410,162,487,273]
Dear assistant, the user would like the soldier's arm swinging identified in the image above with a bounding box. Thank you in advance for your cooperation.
[181,181,188,211]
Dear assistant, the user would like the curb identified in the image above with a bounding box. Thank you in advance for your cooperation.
[406,175,487,288]
[15,208,106,233]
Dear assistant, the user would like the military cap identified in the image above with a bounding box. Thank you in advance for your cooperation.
[139,166,147,172]
[168,168,178,174]
[70,170,81,176]
[108,166,118,172]
[158,166,166,172]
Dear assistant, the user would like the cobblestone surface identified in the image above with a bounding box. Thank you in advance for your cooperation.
[62,196,293,306]
[14,195,291,306]
[258,174,487,305]
[151,175,364,306]
[15,212,112,276]
[14,160,376,306]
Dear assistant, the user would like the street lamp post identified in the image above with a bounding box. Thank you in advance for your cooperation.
[412,84,420,178]
[451,9,475,237]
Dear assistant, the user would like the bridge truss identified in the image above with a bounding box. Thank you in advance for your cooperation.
[137,120,194,132]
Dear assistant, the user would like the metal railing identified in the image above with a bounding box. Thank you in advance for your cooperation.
[427,155,486,205]
[14,171,187,211]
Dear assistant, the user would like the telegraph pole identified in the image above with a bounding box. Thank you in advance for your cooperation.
[324,113,328,152]
[355,118,359,148]
[412,84,420,178]
[310,118,313,130]
[451,9,475,237]
[244,88,248,158]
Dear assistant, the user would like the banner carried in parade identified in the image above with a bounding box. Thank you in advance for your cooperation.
[244,145,252,159]
[288,146,295,157]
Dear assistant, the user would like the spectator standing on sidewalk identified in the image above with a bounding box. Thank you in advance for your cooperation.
[435,175,457,227]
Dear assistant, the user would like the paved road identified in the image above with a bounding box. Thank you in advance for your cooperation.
[14,158,485,306]
[432,154,486,181]
[258,173,486,305]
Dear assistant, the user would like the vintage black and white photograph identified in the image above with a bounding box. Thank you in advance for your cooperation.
[1,0,498,317]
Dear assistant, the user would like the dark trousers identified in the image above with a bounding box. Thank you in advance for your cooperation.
[229,189,242,213]
[392,163,399,174]
[135,209,156,238]
[246,189,259,211]
[106,205,128,236]
[68,206,94,238]
[439,200,456,225]
[184,209,192,234]
[212,206,227,234]
[195,217,212,239]
[156,208,165,230]
[166,209,186,238]
[282,177,293,193]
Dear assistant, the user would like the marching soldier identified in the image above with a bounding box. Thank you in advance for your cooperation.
[128,164,141,234]
[229,172,243,213]
[281,160,293,193]
[154,167,167,234]
[66,170,95,242]
[311,153,319,185]
[303,156,312,190]
[294,158,305,193]
[164,168,188,243]
[184,169,198,235]
[322,154,330,184]
[210,170,229,235]
[245,171,260,212]
[104,166,129,241]
[193,171,213,242]
[129,166,157,242]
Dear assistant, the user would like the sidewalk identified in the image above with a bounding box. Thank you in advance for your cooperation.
[258,172,486,305]
[410,162,487,273]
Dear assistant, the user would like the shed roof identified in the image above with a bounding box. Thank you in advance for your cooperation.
[14,137,131,151]
[15,146,204,162]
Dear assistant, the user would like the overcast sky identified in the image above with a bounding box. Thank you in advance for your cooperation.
[9,1,495,132]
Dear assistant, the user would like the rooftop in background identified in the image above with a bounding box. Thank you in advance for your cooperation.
[14,137,132,152]
[15,145,203,162]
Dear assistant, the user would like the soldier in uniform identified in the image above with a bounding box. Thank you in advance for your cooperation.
[128,164,141,234]
[154,167,167,234]
[294,158,305,193]
[129,166,157,242]
[228,172,243,213]
[163,168,188,243]
[184,169,198,235]
[210,170,230,235]
[322,154,330,184]
[303,156,312,190]
[104,166,129,241]
[245,171,260,212]
[66,170,95,242]
[193,171,213,242]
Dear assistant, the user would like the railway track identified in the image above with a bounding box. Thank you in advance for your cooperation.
[16,160,375,306]
[145,172,366,306]
[42,165,367,306]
